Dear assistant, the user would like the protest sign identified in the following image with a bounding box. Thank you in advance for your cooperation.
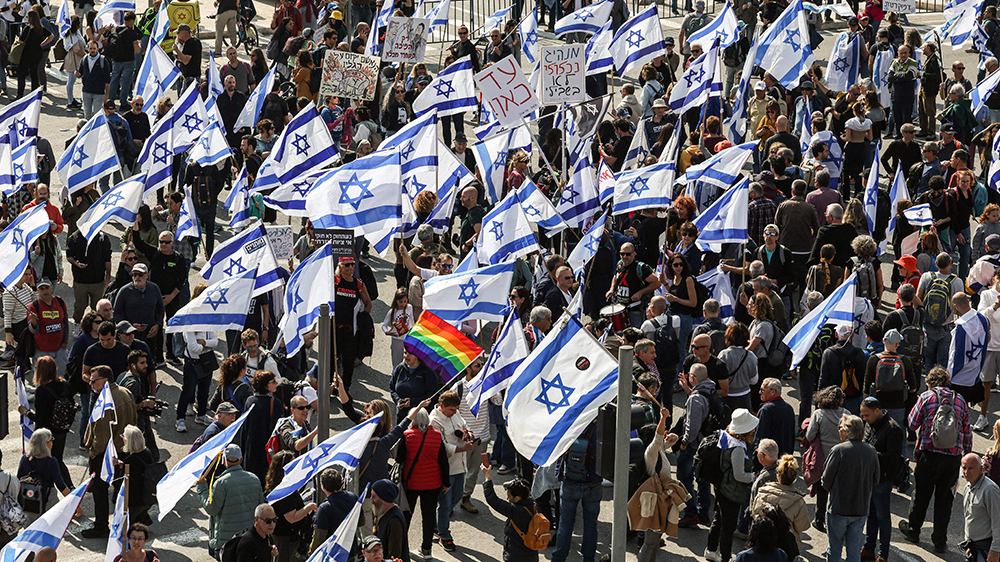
[881,0,914,12]
[474,55,540,127]
[320,51,381,101]
[384,17,430,63]
[540,44,585,105]
[314,229,355,257]
[265,225,294,261]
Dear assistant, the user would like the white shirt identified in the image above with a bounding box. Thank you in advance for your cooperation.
[845,117,873,132]
[978,288,1000,352]
[185,331,219,359]
[640,313,681,339]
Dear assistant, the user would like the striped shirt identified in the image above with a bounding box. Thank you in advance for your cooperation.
[3,284,36,333]
[460,378,491,440]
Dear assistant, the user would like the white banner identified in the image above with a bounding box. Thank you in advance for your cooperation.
[882,0,915,12]
[475,55,540,127]
[540,44,586,105]
[383,17,430,63]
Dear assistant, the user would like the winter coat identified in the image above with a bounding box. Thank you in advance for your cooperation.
[751,480,811,546]
[627,475,690,536]
[196,464,266,549]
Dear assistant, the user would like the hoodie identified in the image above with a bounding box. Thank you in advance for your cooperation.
[682,378,716,446]
[616,94,642,126]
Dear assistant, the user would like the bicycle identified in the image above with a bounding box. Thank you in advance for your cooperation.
[211,9,259,55]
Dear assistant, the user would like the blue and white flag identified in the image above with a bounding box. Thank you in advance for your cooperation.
[306,488,367,562]
[948,0,986,48]
[622,118,651,171]
[0,205,50,288]
[15,368,32,440]
[695,265,735,325]
[95,0,134,29]
[10,135,37,188]
[864,142,882,236]
[585,20,614,75]
[174,186,201,242]
[413,57,477,117]
[278,243,335,356]
[254,103,340,194]
[0,142,13,197]
[424,0,450,35]
[948,307,990,386]
[172,81,210,154]
[201,220,284,296]
[669,40,719,114]
[520,9,539,64]
[555,0,613,36]
[90,382,117,424]
[597,158,615,205]
[77,173,146,244]
[903,203,934,226]
[135,44,181,114]
[517,179,568,234]
[483,5,513,35]
[614,161,675,215]
[0,89,41,146]
[364,13,379,55]
[872,48,893,108]
[99,438,117,485]
[826,33,861,91]
[687,1,739,50]
[423,262,516,323]
[724,26,761,143]
[156,405,254,520]
[188,120,233,167]
[376,0,395,29]
[881,164,911,254]
[974,22,995,70]
[557,154,601,228]
[261,169,328,217]
[694,176,749,251]
[785,272,857,369]
[504,314,618,466]
[472,131,511,205]
[475,190,541,266]
[228,166,255,227]
[679,141,756,190]
[798,105,813,154]
[136,113,173,201]
[567,208,609,274]
[990,131,1000,190]
[971,67,1000,115]
[104,483,127,562]
[424,139,476,233]
[753,0,815,87]
[610,5,665,76]
[150,0,170,44]
[0,479,90,562]
[267,414,382,503]
[57,1,71,36]
[805,129,843,185]
[305,150,402,255]
[205,48,225,125]
[166,270,258,333]
[234,66,278,132]
[467,311,529,416]
[56,113,121,195]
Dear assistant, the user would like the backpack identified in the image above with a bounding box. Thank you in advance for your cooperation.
[282,35,306,57]
[894,307,924,359]
[220,528,252,562]
[802,425,826,485]
[930,388,958,450]
[692,430,723,485]
[805,262,832,295]
[308,67,322,95]
[266,415,293,464]
[191,174,215,207]
[692,279,710,313]
[103,26,128,62]
[650,316,680,369]
[872,353,907,397]
[988,24,1000,59]
[17,472,48,514]
[510,506,552,551]
[694,386,732,433]
[837,356,863,397]
[925,272,957,327]
[107,117,140,163]
[563,438,590,482]
[0,476,25,535]
[48,386,79,432]
[684,13,710,38]
[765,320,792,370]
[850,256,878,300]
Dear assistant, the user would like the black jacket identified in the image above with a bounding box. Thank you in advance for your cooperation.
[863,413,903,484]
[483,480,539,562]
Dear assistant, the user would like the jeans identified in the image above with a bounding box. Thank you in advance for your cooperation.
[638,530,663,562]
[551,481,602,562]
[676,445,711,518]
[464,439,489,497]
[110,59,135,107]
[195,205,216,258]
[492,424,517,468]
[627,306,644,328]
[826,512,867,562]
[82,92,103,119]
[907,450,961,547]
[33,348,67,376]
[437,473,464,540]
[177,359,211,418]
[79,388,93,446]
[676,314,693,376]
[351,4,372,31]
[66,70,78,104]
[958,226,971,279]
[865,482,893,559]
[925,324,952,375]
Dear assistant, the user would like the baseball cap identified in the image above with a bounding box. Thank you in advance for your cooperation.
[836,324,853,339]
[800,80,815,90]
[132,263,149,275]
[884,329,903,345]
[36,278,52,288]
[416,75,431,84]
[941,123,956,133]
[988,234,1000,251]
[223,444,242,461]
[455,133,468,143]
[665,36,675,46]
[177,23,191,33]
[754,80,767,91]
[216,402,239,414]
[695,0,705,9]
[115,320,137,334]
[362,536,382,550]
[848,15,859,25]
[103,99,117,111]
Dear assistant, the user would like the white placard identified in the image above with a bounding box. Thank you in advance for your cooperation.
[881,0,915,13]
[474,54,541,127]
[383,17,430,63]
[265,225,294,261]
[540,44,586,105]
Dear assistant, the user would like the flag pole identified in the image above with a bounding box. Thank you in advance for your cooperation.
[122,464,130,555]
[560,101,568,254]
[319,303,332,444]
[522,117,560,180]
[611,345,632,562]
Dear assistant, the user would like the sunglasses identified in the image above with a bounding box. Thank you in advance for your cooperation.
[342,262,355,267]
[439,263,453,269]
[125,256,136,262]
[692,344,709,350]
[764,231,778,236]
[561,276,574,281]
[671,263,684,268]
[258,517,279,524]
[293,405,310,411]
[159,240,172,245]
[131,272,145,277]
[620,251,633,256]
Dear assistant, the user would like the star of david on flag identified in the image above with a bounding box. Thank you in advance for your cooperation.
[171,81,210,154]
[753,0,814,87]
[276,243,336,358]
[567,208,609,274]
[520,9,540,63]
[135,43,182,114]
[56,112,121,195]
[423,261,517,323]
[201,219,284,296]
[166,269,260,333]
[413,56,477,117]
[77,173,147,244]
[0,204,50,288]
[473,189,541,266]
[555,0,612,36]
[253,102,340,194]
[686,1,739,50]
[187,120,233,167]
[610,5,666,76]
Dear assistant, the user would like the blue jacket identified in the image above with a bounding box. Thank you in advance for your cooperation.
[77,55,112,95]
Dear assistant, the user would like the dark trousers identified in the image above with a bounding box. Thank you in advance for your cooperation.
[87,453,110,530]
[798,368,818,424]
[536,488,560,530]
[335,326,358,392]
[136,413,159,462]
[841,141,867,201]
[707,493,742,562]
[195,205,216,258]
[159,299,183,361]
[52,430,72,488]
[908,450,961,547]
[137,330,160,365]
[441,113,464,148]
[815,486,829,522]
[178,359,212,418]
[865,482,893,558]
[16,62,38,98]
[404,487,441,550]
[891,95,915,140]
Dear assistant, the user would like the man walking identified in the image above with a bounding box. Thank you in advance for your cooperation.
[961,453,1000,562]
[214,0,237,55]
[860,397,904,562]
[196,444,265,559]
[948,293,991,431]
[107,12,140,108]
[821,414,880,562]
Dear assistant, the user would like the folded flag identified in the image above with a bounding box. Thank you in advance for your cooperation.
[0,204,50,288]
[165,269,259,333]
[555,0,613,36]
[233,66,278,132]
[610,5,665,76]
[135,43,182,114]
[467,310,529,416]
[584,20,614,75]
[404,310,483,382]
[520,9,539,64]
[423,261,516,323]
[104,484,127,562]
[90,382,117,424]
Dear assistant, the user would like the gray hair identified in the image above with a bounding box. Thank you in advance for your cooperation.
[758,438,779,461]
[254,503,274,518]
[840,414,865,440]
[826,203,844,220]
[27,428,52,459]
[752,276,774,291]
[807,291,825,310]
[158,230,174,241]
[988,57,999,69]
[635,339,655,354]
[122,424,146,454]
[413,408,430,432]
[749,260,765,278]
[762,377,782,396]
[950,84,966,97]
[703,299,720,315]
[416,224,434,243]
[749,182,764,196]
[529,306,552,323]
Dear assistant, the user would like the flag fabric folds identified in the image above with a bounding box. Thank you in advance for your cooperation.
[100,439,118,485]
[903,203,934,226]
[695,265,735,325]
[56,113,121,195]
[971,67,1000,115]
[172,81,211,155]
[610,5,666,76]
[584,20,615,75]
[613,161,675,215]
[517,179,569,234]
[234,67,278,132]
[784,273,857,369]
[669,40,719,114]
[423,261,516,323]
[200,220,284,296]
[188,120,233,167]
[0,89,41,145]
[228,166,255,228]
[882,165,912,254]
[413,57,477,117]
[135,44,182,114]
[555,0,613,36]
[165,269,259,333]
[104,485,127,562]
[567,208,609,274]
[826,33,861,91]
[90,383,117,424]
[557,155,601,229]
[278,243,335,357]
[15,368,32,440]
[306,489,367,562]
[467,311,529,416]
[424,0,450,35]
[77,173,146,244]
[753,0,815,87]
[253,103,340,193]
[520,9,539,63]
[687,1,739,50]
[679,141,757,189]
[0,205,52,288]
[174,186,201,242]
[693,176,749,250]
[136,111,174,201]
[0,480,91,562]
[474,189,542,266]
[404,310,483,382]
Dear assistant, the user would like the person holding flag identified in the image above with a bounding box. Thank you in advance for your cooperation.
[195,443,266,559]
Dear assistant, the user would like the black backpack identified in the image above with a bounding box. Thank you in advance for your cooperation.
[48,386,79,432]
[103,27,127,62]
[563,438,590,482]
[220,528,252,562]
[988,24,1000,58]
[693,430,723,485]
[694,386,732,433]
[308,67,322,95]
[894,307,924,359]
[692,279,710,313]
[17,472,48,514]
[650,316,681,369]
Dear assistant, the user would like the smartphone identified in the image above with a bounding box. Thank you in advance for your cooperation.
[481,453,490,468]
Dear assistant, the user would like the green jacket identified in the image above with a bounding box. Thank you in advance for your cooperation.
[941,97,977,135]
[197,464,265,549]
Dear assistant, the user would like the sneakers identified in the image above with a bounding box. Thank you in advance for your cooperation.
[497,465,516,475]
[460,497,478,514]
[704,549,722,562]
[698,514,710,526]
[812,519,825,533]
[860,548,877,561]
[166,356,182,366]
[602,478,613,487]
[439,538,456,552]
[973,415,989,432]
[175,419,187,433]
[81,526,110,538]
[186,404,196,416]
[897,520,920,543]
[419,548,433,560]
[678,515,700,528]
[194,415,212,426]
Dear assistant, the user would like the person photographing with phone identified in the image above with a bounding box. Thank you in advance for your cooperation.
[430,390,480,553]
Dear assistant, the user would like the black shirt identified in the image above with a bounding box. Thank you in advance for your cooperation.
[610,134,631,172]
[66,230,112,284]
[244,294,268,334]
[236,528,273,562]
[270,493,304,537]
[218,90,248,134]
[111,26,139,63]
[132,238,190,296]
[683,354,729,389]
[177,37,202,79]
[879,138,922,177]
[123,111,151,142]
[83,341,131,375]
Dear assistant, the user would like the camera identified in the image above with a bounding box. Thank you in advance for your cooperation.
[139,398,170,417]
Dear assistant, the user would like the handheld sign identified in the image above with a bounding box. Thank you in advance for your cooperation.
[540,44,585,105]
[475,55,540,127]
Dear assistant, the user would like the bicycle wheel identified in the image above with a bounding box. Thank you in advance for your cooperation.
[243,24,259,56]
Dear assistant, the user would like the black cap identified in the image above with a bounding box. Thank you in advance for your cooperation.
[455,133,467,143]
[941,123,956,133]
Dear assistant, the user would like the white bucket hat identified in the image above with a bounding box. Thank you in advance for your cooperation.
[728,408,759,435]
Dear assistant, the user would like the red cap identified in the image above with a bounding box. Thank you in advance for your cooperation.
[338,256,355,264]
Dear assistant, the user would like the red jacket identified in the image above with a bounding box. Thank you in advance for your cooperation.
[402,426,447,491]
[21,201,64,234]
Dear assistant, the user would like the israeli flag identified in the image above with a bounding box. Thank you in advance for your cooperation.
[483,5,513,35]
[472,131,511,205]
[567,208,609,274]
[306,150,402,255]
[725,27,761,143]
[94,0,134,29]
[695,265,735,325]
[798,105,813,154]
[949,0,986,48]
[364,13,379,55]
[974,22,995,70]
[166,270,259,333]
[0,479,91,562]
[306,488,367,562]
[150,0,170,44]
[262,169,328,217]
[278,243,335,356]
[205,49,225,125]
[15,368,32,440]
[99,439,117,484]
[990,132,1000,190]
[424,0,450,35]
[557,154,601,229]
[870,48,893,110]
[504,314,618,466]
[424,139,476,233]
[679,141,757,190]
[520,9,539,63]
[826,33,861,92]
[172,81,210,154]
[104,484,127,562]
[657,118,683,165]
[597,158,615,205]
[753,0,815,87]
[0,142,13,197]
[948,306,990,386]
[864,142,882,236]
[0,205,48,287]
[622,118,651,171]
[10,135,37,189]
[785,273,857,369]
[475,190,541,266]
[467,311,529,416]
[384,110,440,209]
[56,113,121,195]
[77,173,146,244]
[136,113,173,201]
[881,165,911,254]
[229,166,255,228]
[135,44,182,114]
[156,405,254,520]
[971,67,1000,115]
[585,20,614,75]
[254,103,340,194]
[805,129,843,185]
[201,220,284,296]
[517,179,568,234]
[687,1,739,50]
[424,262,516,323]
[0,89,41,145]
[413,56,477,117]
[694,176,749,251]
[267,414,383,503]
[234,66,278,132]
[90,383,117,424]
[610,5,666,76]
[555,0,613,36]
[376,0,395,30]
[174,186,201,242]
[614,161,675,215]
[57,1,71,36]
[188,121,233,167]
[903,203,934,226]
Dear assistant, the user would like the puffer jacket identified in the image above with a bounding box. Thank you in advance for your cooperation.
[196,464,266,549]
[751,480,811,545]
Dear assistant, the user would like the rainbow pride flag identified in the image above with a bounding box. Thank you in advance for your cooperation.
[404,310,483,381]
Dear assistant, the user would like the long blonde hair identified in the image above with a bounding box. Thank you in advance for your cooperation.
[990,420,1000,457]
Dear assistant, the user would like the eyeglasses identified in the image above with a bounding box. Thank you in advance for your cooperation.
[159,240,172,245]
[671,263,684,268]
[131,272,144,277]
[125,256,136,262]
[620,251,633,256]
[903,130,915,134]
[560,276,574,281]
[293,405,310,411]
[258,517,279,524]
[439,263,453,269]
[764,231,778,236]
[692,344,709,350]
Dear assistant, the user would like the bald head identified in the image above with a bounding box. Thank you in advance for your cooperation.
[460,186,478,209]
[35,547,56,562]
[649,295,667,315]
[963,452,985,485]
[692,334,711,359]
[775,115,789,132]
